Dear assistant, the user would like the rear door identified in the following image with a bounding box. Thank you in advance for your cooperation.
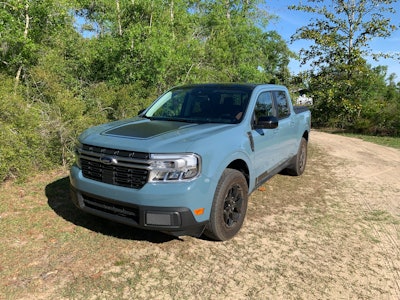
[272,90,298,161]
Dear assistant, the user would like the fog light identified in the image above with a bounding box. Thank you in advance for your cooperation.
[146,212,181,226]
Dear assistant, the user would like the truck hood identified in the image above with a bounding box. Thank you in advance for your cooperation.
[103,118,196,139]
[79,117,239,153]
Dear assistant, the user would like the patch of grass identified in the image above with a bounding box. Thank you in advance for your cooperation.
[338,133,400,149]
[364,210,400,224]
[362,228,381,244]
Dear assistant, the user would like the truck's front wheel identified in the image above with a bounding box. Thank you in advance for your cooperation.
[205,169,248,241]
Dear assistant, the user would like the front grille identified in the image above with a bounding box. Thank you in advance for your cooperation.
[81,159,148,188]
[82,193,140,223]
[79,144,150,189]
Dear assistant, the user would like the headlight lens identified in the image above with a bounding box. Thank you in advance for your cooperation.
[148,153,201,182]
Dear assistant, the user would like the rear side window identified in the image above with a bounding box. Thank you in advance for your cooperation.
[274,91,290,119]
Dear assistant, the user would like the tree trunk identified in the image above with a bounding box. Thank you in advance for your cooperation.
[149,1,154,30]
[116,0,122,36]
[170,0,175,39]
[14,2,30,92]
[225,0,231,19]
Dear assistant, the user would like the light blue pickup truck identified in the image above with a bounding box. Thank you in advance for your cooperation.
[70,83,311,240]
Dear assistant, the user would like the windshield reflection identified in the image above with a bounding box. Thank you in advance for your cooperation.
[145,85,253,124]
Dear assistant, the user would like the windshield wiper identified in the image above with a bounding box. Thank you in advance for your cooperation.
[147,116,198,123]
[146,116,233,124]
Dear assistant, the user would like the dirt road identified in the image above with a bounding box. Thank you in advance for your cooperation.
[2,131,400,299]
[312,131,400,213]
[308,131,400,298]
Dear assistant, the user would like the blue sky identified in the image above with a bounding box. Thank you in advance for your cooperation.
[265,1,400,79]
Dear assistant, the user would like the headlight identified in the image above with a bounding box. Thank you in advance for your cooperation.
[148,153,201,182]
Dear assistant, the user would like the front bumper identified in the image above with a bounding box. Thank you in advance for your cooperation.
[69,165,213,237]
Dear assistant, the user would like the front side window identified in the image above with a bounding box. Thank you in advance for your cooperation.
[254,92,274,120]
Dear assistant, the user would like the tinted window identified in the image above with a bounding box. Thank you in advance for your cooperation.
[254,92,273,120]
[274,91,290,119]
[145,85,252,124]
[152,90,186,117]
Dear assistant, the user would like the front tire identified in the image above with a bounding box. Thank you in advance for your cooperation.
[204,169,248,241]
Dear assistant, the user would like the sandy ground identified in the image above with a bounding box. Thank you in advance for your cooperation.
[310,131,400,298]
[311,131,400,213]
[2,130,400,299]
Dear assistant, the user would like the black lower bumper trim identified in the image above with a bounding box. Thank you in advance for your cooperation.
[70,185,207,237]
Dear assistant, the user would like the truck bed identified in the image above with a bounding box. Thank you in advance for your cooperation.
[293,106,310,114]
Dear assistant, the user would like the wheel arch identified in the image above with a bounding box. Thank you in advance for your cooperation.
[226,159,250,188]
[303,130,309,141]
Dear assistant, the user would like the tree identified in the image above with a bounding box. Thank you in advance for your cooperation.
[0,0,73,91]
[75,0,294,86]
[0,0,297,182]
[289,0,399,131]
[0,0,113,180]
[290,0,398,73]
[192,0,294,83]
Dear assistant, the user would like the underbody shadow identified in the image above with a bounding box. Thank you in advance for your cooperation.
[45,177,179,243]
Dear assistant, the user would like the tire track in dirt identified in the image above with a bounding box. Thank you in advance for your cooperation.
[311,131,400,298]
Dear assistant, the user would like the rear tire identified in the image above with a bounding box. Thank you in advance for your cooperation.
[204,169,248,241]
[287,137,307,176]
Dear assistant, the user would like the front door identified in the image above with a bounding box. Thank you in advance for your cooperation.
[251,91,281,182]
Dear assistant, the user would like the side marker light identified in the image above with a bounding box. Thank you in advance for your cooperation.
[194,208,205,216]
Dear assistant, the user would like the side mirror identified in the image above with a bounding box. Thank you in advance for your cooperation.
[254,116,279,129]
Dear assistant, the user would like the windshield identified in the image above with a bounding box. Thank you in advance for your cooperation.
[144,85,253,124]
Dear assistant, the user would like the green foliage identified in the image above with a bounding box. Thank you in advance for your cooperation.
[290,0,398,70]
[0,0,74,86]
[76,0,293,86]
[290,0,400,135]
[84,82,155,120]
[1,0,295,182]
[309,64,400,135]
[0,75,48,181]
[1,0,399,182]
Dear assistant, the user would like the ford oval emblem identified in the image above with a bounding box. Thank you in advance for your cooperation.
[100,156,117,165]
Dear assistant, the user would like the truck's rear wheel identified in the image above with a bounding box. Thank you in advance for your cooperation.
[204,169,248,241]
[287,137,307,176]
